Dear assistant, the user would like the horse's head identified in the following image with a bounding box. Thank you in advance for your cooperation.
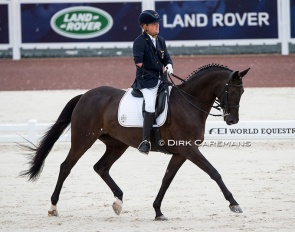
[218,68,250,125]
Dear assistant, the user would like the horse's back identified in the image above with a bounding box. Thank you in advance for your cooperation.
[79,86,125,105]
[72,86,125,121]
[86,85,126,97]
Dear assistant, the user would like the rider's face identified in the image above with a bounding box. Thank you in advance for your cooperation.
[143,22,159,36]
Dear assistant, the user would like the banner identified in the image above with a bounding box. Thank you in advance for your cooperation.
[21,2,141,43]
[291,0,295,38]
[205,121,295,140]
[155,0,278,40]
[0,4,9,44]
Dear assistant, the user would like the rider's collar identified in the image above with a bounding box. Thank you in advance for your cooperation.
[142,31,158,39]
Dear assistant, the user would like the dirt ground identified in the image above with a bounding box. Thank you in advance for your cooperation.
[1,139,295,232]
[0,55,295,231]
[1,54,295,90]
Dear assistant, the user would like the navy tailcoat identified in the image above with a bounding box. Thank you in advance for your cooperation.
[132,31,173,89]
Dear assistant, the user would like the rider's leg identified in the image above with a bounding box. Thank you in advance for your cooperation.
[138,81,160,154]
[138,111,155,154]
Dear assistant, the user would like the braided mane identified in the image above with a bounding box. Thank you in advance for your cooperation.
[186,63,233,81]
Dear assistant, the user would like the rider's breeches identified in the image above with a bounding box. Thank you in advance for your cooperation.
[139,80,160,113]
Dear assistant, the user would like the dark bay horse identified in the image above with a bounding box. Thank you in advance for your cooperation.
[21,64,250,221]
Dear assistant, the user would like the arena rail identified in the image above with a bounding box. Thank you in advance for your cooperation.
[0,120,70,144]
[0,119,294,144]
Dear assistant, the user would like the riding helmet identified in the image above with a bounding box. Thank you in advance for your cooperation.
[138,10,162,25]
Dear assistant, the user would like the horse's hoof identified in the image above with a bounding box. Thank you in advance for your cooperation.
[154,215,168,221]
[48,210,58,217]
[229,205,243,213]
[112,197,123,216]
[48,205,58,217]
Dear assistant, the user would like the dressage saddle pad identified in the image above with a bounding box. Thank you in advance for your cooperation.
[118,87,171,127]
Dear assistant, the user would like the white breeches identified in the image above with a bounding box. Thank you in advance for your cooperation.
[139,80,161,113]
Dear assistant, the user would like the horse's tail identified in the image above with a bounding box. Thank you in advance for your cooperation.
[20,94,83,181]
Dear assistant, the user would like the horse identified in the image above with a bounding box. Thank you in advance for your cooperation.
[20,64,250,221]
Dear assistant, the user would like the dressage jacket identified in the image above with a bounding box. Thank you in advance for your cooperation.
[132,31,173,89]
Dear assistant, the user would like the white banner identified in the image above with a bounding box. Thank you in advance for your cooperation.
[1,120,294,143]
[205,120,295,140]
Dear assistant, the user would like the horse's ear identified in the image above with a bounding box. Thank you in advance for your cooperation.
[240,68,250,78]
[232,71,240,79]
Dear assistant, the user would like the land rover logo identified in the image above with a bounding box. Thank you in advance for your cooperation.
[50,6,113,39]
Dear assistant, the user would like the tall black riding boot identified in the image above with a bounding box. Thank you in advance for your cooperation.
[138,112,155,155]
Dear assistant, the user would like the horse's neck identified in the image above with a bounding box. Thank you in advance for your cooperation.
[179,71,224,103]
[176,70,229,122]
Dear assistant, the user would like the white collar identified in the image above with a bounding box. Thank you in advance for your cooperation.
[148,34,156,47]
[147,34,156,40]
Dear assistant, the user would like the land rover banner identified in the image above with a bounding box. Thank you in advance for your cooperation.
[0,4,9,44]
[291,0,295,38]
[155,0,278,40]
[21,3,141,43]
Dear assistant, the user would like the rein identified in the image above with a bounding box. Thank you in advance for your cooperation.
[138,66,241,117]
[166,73,224,116]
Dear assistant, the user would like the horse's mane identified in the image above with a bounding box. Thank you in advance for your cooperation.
[186,63,233,81]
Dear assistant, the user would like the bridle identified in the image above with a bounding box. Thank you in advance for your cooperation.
[170,71,243,117]
[216,71,243,116]
[138,66,243,117]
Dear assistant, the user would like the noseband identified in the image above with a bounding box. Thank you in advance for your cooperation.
[218,72,243,115]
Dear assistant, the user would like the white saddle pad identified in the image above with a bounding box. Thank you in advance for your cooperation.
[118,87,171,127]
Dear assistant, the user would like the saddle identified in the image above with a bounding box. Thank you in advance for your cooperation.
[131,81,170,119]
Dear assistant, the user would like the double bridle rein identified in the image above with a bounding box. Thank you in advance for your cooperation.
[170,71,243,117]
[139,66,243,117]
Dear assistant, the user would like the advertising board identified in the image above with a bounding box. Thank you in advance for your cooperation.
[291,0,295,38]
[155,0,278,40]
[21,2,141,43]
[205,121,295,140]
[0,4,9,44]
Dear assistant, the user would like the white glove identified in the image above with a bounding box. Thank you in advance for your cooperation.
[165,64,173,75]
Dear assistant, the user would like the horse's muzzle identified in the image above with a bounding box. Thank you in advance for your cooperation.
[224,114,239,125]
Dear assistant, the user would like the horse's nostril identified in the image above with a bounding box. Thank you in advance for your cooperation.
[228,119,238,125]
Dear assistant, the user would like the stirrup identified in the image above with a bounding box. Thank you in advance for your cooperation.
[138,140,151,155]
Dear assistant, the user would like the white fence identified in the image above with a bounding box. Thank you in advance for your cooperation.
[0,120,70,144]
[1,120,294,144]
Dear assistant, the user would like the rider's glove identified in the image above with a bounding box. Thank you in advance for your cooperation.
[165,64,173,75]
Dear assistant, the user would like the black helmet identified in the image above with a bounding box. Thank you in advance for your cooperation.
[138,10,162,25]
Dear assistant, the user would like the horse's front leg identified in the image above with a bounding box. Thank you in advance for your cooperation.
[153,154,186,221]
[183,147,242,213]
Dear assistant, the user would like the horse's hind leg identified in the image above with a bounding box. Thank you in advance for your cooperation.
[93,135,129,215]
[48,136,98,216]
[153,154,187,221]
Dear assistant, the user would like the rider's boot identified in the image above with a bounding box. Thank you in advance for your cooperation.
[138,112,155,155]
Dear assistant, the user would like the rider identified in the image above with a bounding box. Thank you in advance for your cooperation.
[132,10,173,155]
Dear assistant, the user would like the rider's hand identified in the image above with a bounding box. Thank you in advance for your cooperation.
[165,64,173,75]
